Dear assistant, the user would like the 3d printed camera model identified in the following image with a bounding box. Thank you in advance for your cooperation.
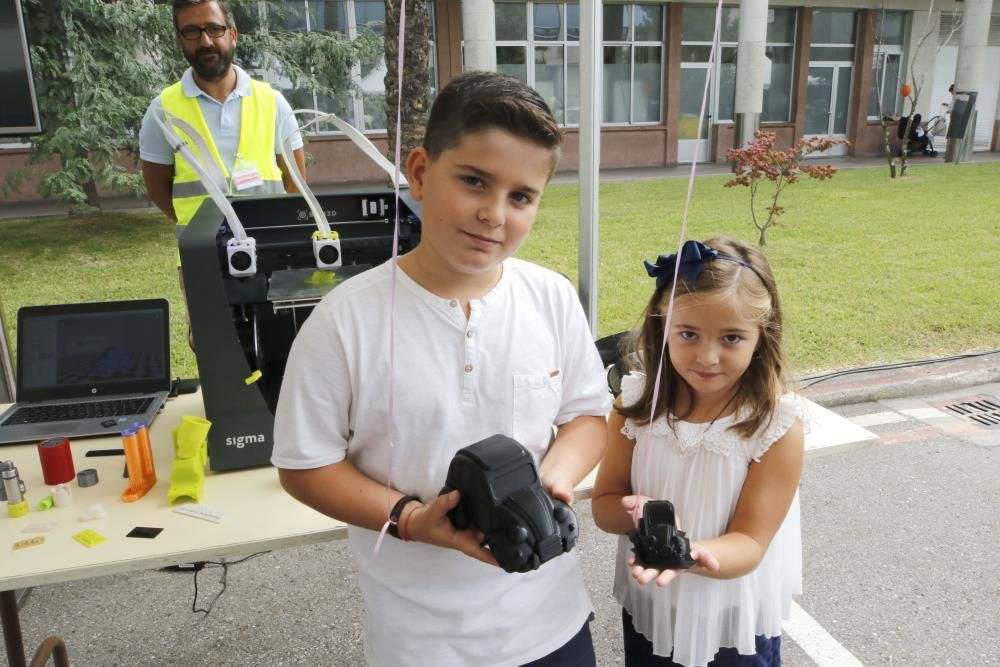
[440,434,578,573]
[628,499,696,570]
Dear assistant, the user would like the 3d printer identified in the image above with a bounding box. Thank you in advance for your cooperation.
[179,191,420,470]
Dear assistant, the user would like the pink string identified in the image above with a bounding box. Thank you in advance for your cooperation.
[375,0,408,555]
[647,0,724,426]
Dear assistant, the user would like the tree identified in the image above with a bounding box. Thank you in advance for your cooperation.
[383,0,431,181]
[725,131,847,246]
[238,1,381,118]
[7,0,179,211]
[6,0,378,212]
[871,1,961,177]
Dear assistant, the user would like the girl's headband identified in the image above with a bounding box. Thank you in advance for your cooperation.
[644,240,766,292]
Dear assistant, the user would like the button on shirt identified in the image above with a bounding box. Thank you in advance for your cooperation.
[139,65,303,175]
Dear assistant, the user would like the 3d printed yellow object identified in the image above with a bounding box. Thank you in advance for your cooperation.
[167,415,212,504]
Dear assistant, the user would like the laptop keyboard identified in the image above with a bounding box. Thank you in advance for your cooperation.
[2,397,155,426]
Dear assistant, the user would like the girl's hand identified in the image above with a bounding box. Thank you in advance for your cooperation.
[621,495,656,528]
[627,541,720,587]
[404,490,499,567]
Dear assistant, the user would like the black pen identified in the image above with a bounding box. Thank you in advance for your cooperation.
[85,448,125,457]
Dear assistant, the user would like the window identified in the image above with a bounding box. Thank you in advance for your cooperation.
[495,2,663,126]
[806,10,856,135]
[678,7,795,124]
[497,2,580,124]
[603,4,663,124]
[681,6,738,123]
[763,8,796,122]
[810,9,856,61]
[256,1,437,133]
[869,11,907,119]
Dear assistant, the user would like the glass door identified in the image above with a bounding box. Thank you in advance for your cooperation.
[805,66,834,134]
[805,64,851,156]
[678,64,712,163]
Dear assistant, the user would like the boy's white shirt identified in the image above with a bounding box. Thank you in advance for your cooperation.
[273,257,612,666]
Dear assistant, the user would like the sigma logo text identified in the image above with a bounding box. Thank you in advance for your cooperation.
[226,434,266,449]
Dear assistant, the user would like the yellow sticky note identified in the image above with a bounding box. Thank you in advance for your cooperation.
[73,529,106,548]
[13,536,45,550]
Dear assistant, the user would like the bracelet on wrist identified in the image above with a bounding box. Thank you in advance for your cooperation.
[387,494,420,539]
[400,503,419,542]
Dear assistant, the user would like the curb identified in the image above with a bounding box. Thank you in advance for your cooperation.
[797,352,1000,408]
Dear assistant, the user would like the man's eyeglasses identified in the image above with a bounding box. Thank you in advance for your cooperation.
[178,23,230,40]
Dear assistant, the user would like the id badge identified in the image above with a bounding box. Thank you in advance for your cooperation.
[231,161,263,191]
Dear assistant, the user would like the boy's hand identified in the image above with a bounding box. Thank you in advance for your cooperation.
[540,472,575,505]
[405,490,499,567]
[627,541,720,587]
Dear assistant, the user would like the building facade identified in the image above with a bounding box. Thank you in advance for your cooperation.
[1,0,997,202]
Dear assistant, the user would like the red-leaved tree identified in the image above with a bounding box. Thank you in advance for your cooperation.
[725,131,849,246]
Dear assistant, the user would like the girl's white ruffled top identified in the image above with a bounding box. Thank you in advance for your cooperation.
[613,373,804,667]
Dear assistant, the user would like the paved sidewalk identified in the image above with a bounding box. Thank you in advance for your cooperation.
[797,349,1000,407]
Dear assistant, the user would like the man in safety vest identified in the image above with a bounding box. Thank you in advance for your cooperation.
[139,0,305,348]
[140,0,304,227]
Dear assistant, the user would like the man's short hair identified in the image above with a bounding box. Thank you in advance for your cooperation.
[172,0,234,29]
[423,72,562,167]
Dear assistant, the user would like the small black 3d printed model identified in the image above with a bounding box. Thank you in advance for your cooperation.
[629,500,696,570]
[440,434,579,573]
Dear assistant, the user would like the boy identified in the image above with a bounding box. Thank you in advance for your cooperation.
[272,72,611,666]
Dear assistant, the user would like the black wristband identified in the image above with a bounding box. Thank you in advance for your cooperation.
[387,494,420,539]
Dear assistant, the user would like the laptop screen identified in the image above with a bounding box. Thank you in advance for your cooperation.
[16,300,170,401]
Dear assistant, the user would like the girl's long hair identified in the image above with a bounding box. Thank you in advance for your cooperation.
[618,237,786,438]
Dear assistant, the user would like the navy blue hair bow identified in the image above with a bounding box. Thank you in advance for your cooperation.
[644,240,720,292]
[644,240,763,292]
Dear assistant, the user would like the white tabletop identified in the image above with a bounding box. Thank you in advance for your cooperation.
[0,392,347,592]
[0,392,870,592]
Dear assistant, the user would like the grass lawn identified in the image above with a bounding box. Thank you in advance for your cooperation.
[1,161,998,380]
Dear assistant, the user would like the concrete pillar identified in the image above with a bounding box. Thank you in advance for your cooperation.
[461,0,497,72]
[947,0,992,160]
[734,0,767,147]
[664,4,684,163]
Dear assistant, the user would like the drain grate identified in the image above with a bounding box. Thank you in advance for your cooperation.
[942,398,1000,427]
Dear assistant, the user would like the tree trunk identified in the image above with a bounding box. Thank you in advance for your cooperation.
[384,0,431,182]
[83,173,102,211]
[879,120,896,178]
[899,111,918,177]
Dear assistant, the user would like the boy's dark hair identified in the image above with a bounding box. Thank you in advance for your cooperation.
[619,237,786,439]
[423,72,562,169]
[172,0,234,28]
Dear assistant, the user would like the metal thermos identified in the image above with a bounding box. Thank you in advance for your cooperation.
[2,462,25,504]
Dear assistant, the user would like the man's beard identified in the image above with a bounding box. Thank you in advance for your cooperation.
[186,45,234,80]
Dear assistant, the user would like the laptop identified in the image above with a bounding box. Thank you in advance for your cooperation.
[0,299,171,445]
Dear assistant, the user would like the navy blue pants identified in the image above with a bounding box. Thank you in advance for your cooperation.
[622,609,781,667]
[521,614,596,667]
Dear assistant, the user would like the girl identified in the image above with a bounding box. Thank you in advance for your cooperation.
[593,237,805,667]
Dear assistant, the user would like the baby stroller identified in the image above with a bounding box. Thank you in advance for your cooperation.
[896,113,939,156]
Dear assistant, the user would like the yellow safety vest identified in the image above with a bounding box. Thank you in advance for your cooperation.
[159,78,285,229]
